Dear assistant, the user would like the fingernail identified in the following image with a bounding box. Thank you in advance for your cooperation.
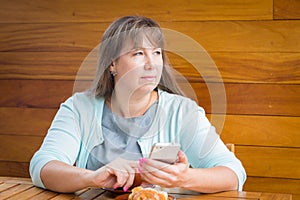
[140,158,148,163]
[113,185,119,189]
[139,158,144,166]
[123,186,128,192]
[138,166,143,173]
[139,158,145,163]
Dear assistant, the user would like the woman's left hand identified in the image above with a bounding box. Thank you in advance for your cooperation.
[138,150,190,188]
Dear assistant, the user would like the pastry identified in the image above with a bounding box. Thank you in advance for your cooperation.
[128,186,168,200]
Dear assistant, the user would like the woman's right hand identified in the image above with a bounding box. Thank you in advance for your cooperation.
[92,157,139,192]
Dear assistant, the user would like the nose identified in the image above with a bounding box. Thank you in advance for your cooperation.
[144,54,154,70]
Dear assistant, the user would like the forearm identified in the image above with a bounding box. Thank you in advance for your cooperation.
[40,160,95,193]
[182,166,238,193]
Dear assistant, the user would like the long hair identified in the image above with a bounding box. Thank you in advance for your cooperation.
[87,16,184,98]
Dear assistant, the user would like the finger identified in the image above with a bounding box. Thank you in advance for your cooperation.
[141,161,171,181]
[143,159,171,170]
[177,150,188,164]
[140,166,172,187]
[143,159,178,175]
[112,168,129,189]
[103,176,117,188]
[122,166,136,192]
[129,160,139,168]
[105,167,114,175]
[140,160,185,187]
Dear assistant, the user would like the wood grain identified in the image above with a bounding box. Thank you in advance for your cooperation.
[1,107,299,148]
[170,52,300,84]
[1,80,299,116]
[220,115,300,148]
[0,134,299,180]
[0,22,104,52]
[161,20,300,52]
[1,52,299,84]
[5,185,44,200]
[0,181,17,192]
[1,21,300,52]
[0,177,294,199]
[0,183,33,199]
[0,80,80,108]
[0,135,43,162]
[0,52,89,81]
[0,162,30,178]
[0,107,56,136]
[0,0,299,198]
[26,189,59,200]
[0,0,273,23]
[274,0,300,19]
[244,177,300,197]
[191,83,300,116]
[236,146,300,179]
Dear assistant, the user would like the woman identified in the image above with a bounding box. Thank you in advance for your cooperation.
[30,16,246,193]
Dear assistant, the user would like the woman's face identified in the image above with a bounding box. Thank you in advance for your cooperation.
[112,39,163,96]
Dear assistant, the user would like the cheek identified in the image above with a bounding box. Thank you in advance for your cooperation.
[116,66,142,86]
[157,64,163,76]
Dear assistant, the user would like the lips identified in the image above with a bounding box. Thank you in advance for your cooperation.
[141,76,156,81]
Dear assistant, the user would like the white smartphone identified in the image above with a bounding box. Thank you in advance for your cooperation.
[149,143,181,164]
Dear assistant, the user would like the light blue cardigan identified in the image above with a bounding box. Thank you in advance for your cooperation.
[30,90,246,190]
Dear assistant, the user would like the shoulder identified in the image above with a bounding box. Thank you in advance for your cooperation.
[61,92,105,113]
[158,90,205,114]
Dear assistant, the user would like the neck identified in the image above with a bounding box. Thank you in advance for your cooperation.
[107,90,157,118]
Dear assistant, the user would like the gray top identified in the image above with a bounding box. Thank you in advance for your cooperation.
[86,101,158,170]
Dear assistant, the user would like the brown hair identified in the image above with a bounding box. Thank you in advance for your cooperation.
[88,16,184,98]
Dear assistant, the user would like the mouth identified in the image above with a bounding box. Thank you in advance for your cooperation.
[141,76,156,82]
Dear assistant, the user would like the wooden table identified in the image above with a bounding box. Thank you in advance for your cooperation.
[0,177,292,200]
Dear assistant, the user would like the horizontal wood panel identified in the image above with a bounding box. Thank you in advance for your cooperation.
[0,161,29,178]
[0,184,34,199]
[161,20,300,53]
[0,135,298,180]
[0,107,56,136]
[1,21,300,52]
[236,146,300,179]
[170,52,300,84]
[0,0,273,23]
[244,177,300,197]
[1,80,300,116]
[1,52,299,84]
[192,83,300,116]
[0,135,43,162]
[0,80,76,109]
[220,115,300,148]
[0,169,299,198]
[0,23,104,52]
[21,189,58,199]
[0,51,95,81]
[274,0,300,19]
[1,107,299,148]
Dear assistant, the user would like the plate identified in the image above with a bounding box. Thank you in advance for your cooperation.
[103,187,131,194]
[115,193,175,200]
[103,184,155,194]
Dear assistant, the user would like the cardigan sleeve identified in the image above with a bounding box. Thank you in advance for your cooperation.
[29,96,82,188]
[179,103,246,191]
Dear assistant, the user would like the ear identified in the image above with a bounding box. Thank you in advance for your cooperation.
[109,62,115,72]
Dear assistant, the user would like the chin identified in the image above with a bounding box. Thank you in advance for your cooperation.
[136,83,157,94]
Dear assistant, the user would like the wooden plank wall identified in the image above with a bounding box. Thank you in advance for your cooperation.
[0,0,299,198]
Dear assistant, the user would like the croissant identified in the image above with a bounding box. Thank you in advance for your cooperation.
[128,186,168,200]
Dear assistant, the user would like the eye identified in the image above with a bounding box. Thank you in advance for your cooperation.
[154,49,162,55]
[133,51,143,56]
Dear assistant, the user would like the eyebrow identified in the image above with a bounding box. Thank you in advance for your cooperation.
[131,47,162,51]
